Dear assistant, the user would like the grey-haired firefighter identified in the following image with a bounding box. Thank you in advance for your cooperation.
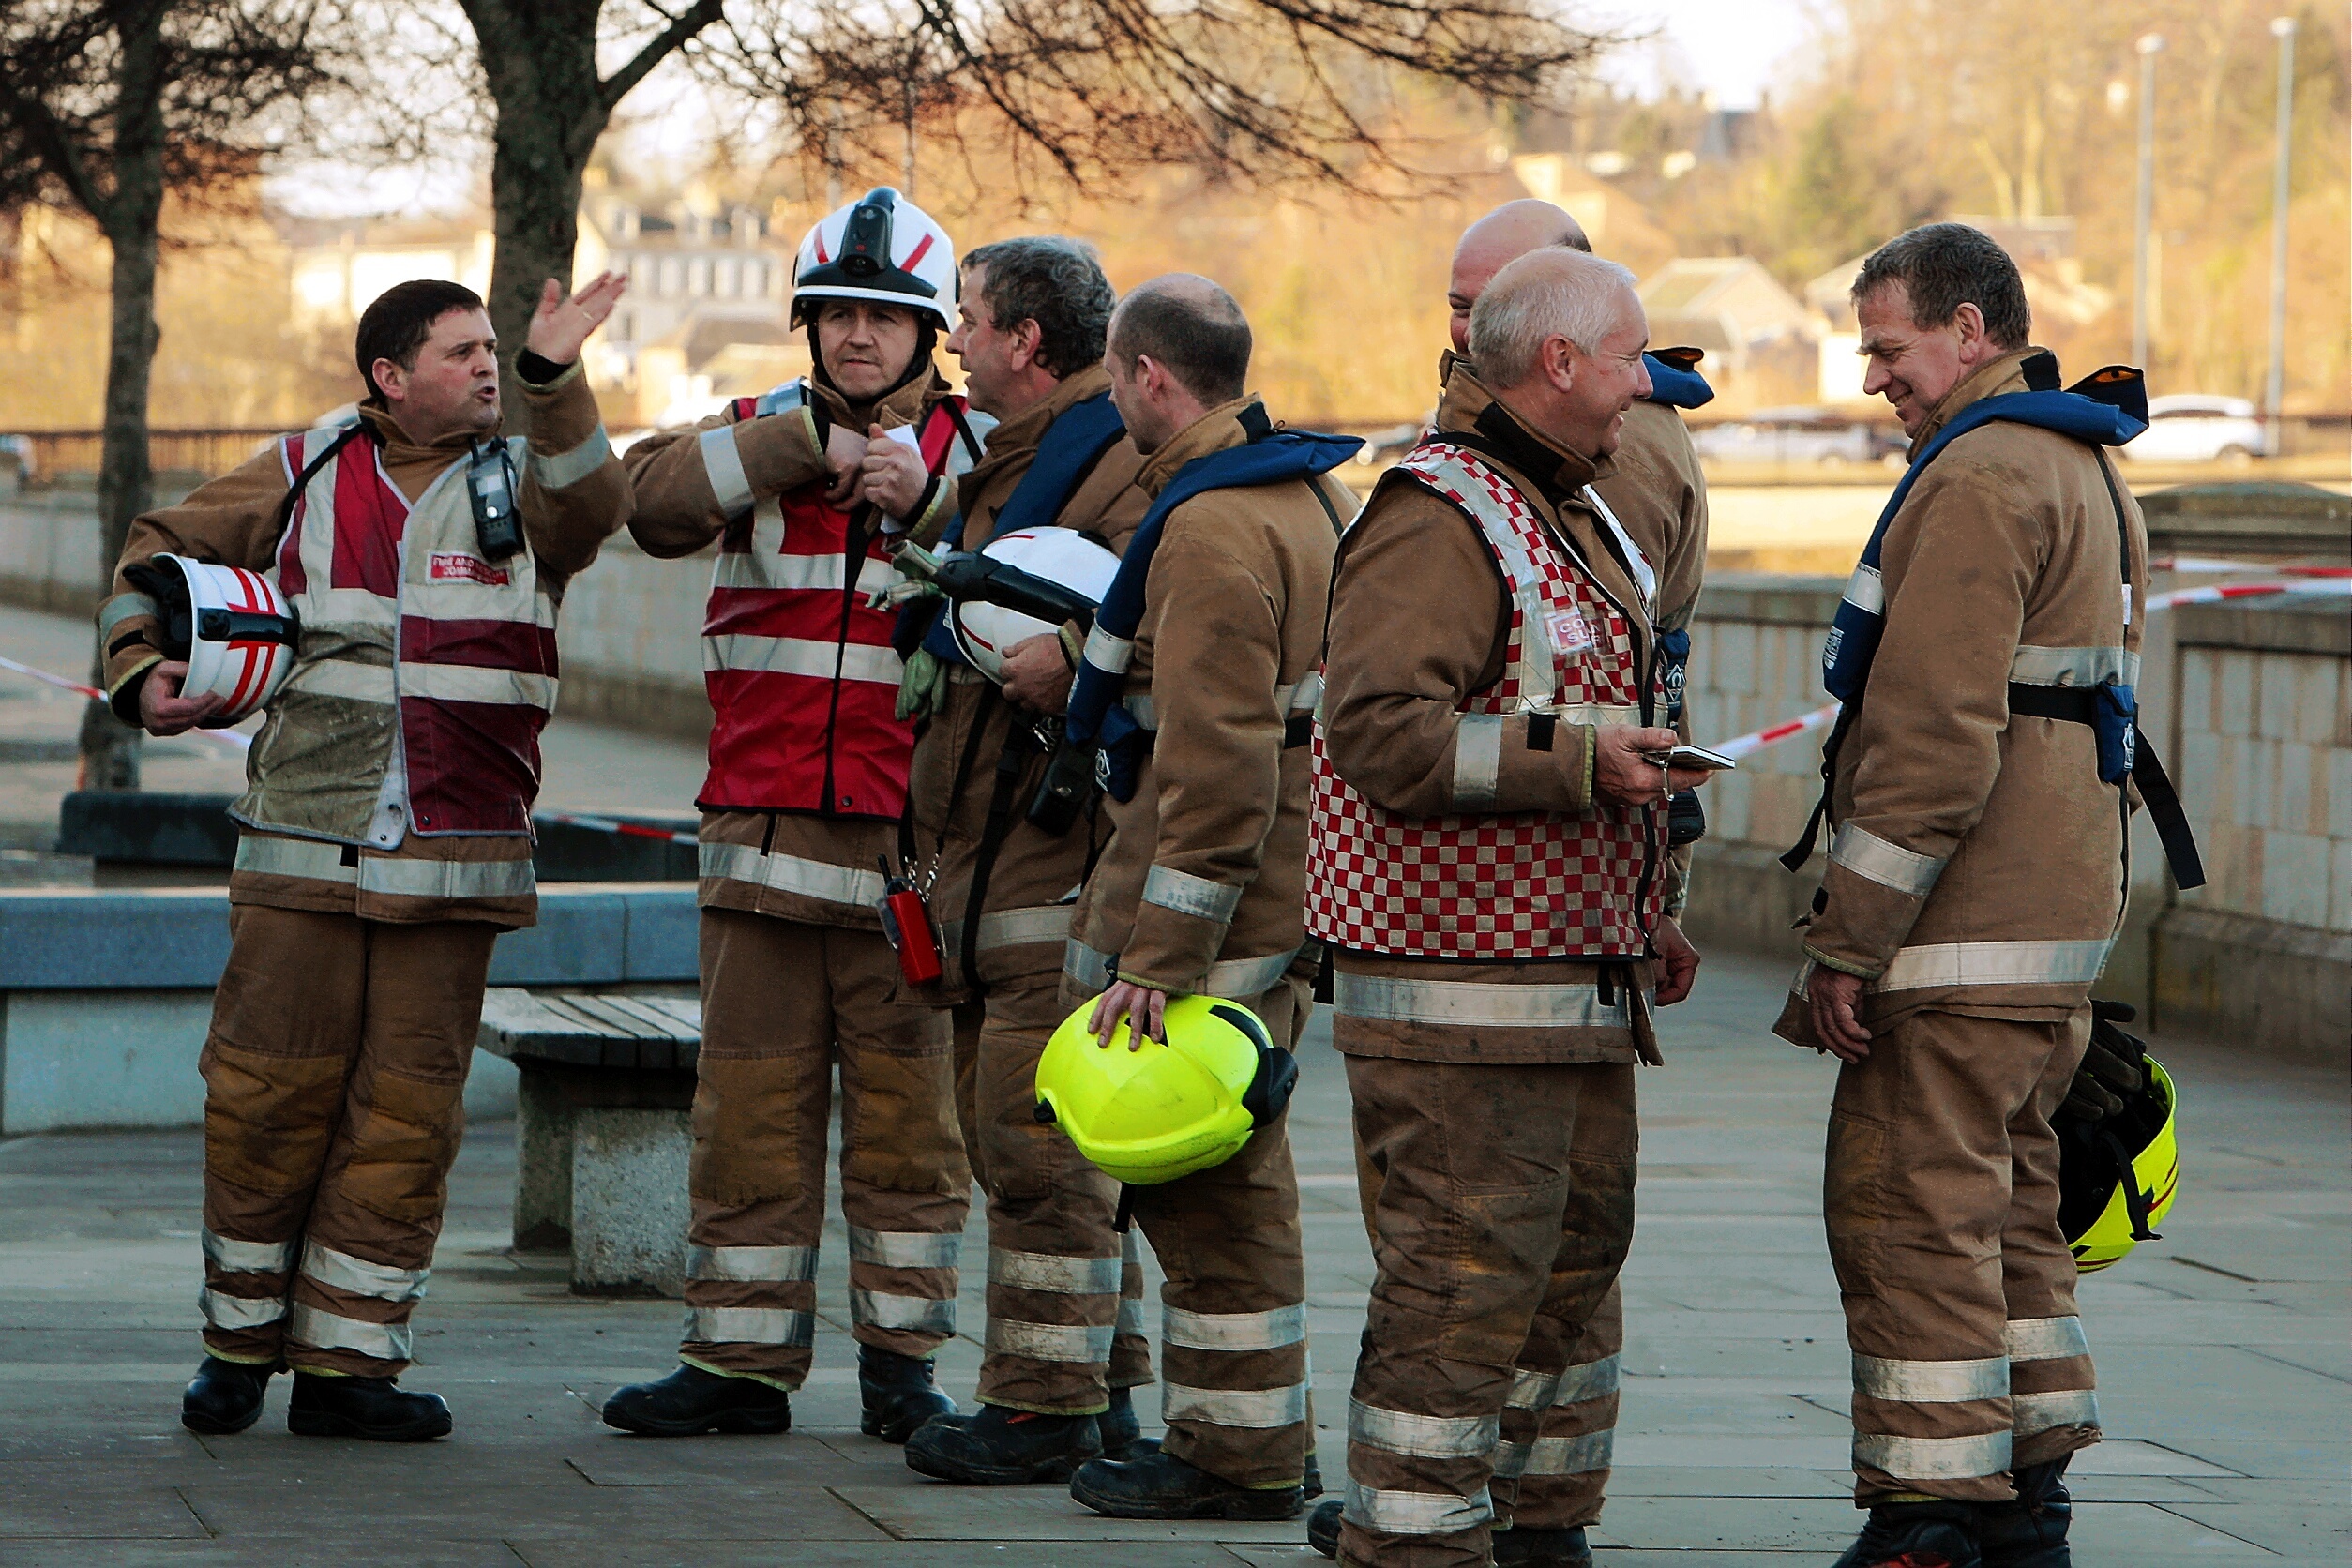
[1776,223,2203,1568]
[108,274,630,1441]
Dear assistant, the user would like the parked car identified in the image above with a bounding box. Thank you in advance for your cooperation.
[1688,407,1904,466]
[2120,395,2274,463]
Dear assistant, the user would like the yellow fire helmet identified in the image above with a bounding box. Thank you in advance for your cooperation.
[2063,1057,2179,1274]
[1033,993,1298,1185]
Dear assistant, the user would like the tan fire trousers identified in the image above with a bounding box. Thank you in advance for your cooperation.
[1339,1055,1638,1568]
[972,974,1153,1414]
[197,904,497,1379]
[1828,1006,2101,1504]
[680,908,971,1387]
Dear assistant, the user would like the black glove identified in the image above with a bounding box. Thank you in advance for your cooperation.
[2061,1000,2148,1123]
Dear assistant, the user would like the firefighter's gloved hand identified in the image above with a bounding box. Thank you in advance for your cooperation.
[897,647,948,721]
[2062,1018,2147,1123]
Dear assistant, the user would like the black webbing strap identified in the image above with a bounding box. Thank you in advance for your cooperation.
[959,722,1045,989]
[2007,684,2206,889]
[1780,703,1859,872]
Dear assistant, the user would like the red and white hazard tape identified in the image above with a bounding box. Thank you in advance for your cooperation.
[534,808,699,846]
[0,655,251,752]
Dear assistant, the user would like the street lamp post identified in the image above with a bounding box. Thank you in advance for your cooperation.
[2133,32,2165,372]
[2265,16,2298,450]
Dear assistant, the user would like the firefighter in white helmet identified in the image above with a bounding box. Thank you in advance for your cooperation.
[100,273,631,1443]
[604,188,992,1442]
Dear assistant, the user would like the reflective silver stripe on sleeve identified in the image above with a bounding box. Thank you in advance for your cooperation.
[1335,974,1629,1031]
[1349,1399,1498,1459]
[1873,940,2114,993]
[989,1249,1123,1295]
[199,1287,288,1331]
[98,591,160,641]
[1844,562,1884,613]
[684,1306,815,1347]
[202,1229,295,1275]
[1853,1354,2008,1403]
[234,835,359,884]
[288,1303,413,1363]
[1555,1353,1621,1404]
[701,841,887,909]
[686,1244,818,1283]
[1162,1380,1309,1428]
[701,633,903,686]
[1162,1303,1306,1352]
[975,905,1071,952]
[1142,867,1244,924]
[698,424,755,518]
[2012,1388,2100,1436]
[530,424,612,490]
[1117,1298,1147,1337]
[2004,1316,2090,1362]
[1829,824,1947,898]
[849,1288,957,1335]
[1199,947,1304,1000]
[848,1229,961,1271]
[300,1241,429,1304]
[1343,1480,1493,1536]
[1489,1429,1613,1479]
[356,856,535,900]
[1452,714,1504,811]
[1082,623,1134,675]
[1852,1428,2012,1481]
[986,1319,1117,1364]
[2010,645,2140,688]
[1064,940,1115,994]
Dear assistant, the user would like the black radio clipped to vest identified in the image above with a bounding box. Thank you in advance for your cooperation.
[467,439,523,560]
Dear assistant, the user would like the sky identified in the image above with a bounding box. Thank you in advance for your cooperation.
[1589,0,1827,110]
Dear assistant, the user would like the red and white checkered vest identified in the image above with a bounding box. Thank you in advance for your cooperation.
[1305,442,1666,958]
[700,386,975,818]
[237,422,557,843]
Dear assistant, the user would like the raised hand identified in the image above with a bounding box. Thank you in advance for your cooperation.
[525,271,628,367]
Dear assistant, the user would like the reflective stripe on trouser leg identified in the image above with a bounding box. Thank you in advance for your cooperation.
[1126,985,1309,1488]
[1830,1008,2092,1501]
[1492,1276,1627,1532]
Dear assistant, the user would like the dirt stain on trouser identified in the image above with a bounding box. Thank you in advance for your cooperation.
[1338,1054,1637,1568]
[1828,1005,2100,1504]
[972,972,1153,1414]
[197,904,497,1379]
[681,909,972,1387]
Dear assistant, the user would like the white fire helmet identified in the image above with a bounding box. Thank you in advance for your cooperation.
[161,555,298,723]
[950,528,1121,685]
[792,187,957,332]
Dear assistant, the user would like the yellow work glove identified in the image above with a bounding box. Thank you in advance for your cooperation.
[897,645,949,722]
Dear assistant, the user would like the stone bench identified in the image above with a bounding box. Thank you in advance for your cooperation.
[475,988,701,1298]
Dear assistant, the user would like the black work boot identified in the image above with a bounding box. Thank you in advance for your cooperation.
[1099,1384,1152,1461]
[286,1372,452,1441]
[1307,1498,1344,1558]
[1493,1524,1594,1567]
[1979,1459,2073,1568]
[859,1343,957,1442]
[904,1404,1103,1484]
[1071,1449,1304,1522]
[1831,1500,1983,1568]
[600,1364,791,1436]
[1303,1445,1324,1500]
[181,1356,275,1436]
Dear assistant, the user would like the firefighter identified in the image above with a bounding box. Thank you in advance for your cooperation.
[1056,275,1359,1521]
[600,188,988,1442]
[1307,248,1709,1568]
[1776,223,2200,1568]
[894,235,1161,1484]
[111,273,631,1441]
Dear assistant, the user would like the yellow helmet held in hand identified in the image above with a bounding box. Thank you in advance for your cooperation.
[1033,993,1298,1185]
[2057,1002,2179,1274]
[2065,1056,2179,1273]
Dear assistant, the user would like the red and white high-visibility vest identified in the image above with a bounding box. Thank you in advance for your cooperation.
[700,383,981,817]
[235,421,559,843]
[1305,442,1666,958]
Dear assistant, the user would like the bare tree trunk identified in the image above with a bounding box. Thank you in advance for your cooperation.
[76,8,171,792]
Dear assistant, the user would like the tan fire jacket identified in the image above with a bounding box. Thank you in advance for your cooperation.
[625,367,961,929]
[1065,397,1348,999]
[1775,349,2148,1042]
[907,364,1149,998]
[1320,379,1663,1065]
[98,364,626,927]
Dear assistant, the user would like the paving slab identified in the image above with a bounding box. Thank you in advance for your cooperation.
[831,1485,1309,1543]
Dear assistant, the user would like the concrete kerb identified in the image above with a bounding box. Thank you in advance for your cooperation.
[0,882,700,1134]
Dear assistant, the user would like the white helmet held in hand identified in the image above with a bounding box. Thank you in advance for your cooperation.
[160,555,298,723]
[792,187,957,332]
[951,527,1121,684]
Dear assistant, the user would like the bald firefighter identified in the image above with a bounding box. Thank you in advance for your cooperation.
[1057,275,1358,1521]
[1779,224,2200,1568]
[601,188,989,1441]
[112,275,630,1441]
[896,236,1159,1483]
[1307,250,1709,1568]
